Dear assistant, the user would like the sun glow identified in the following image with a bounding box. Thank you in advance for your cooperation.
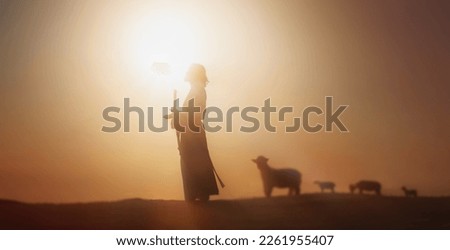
[123,8,200,94]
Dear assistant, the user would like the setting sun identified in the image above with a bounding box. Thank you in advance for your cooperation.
[122,6,200,93]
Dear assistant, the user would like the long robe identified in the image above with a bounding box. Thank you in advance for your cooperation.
[176,86,219,200]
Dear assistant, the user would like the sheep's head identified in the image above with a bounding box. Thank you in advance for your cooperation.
[251,155,270,171]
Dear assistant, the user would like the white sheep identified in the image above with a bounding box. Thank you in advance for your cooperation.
[252,156,301,197]
[401,186,418,198]
[314,181,336,193]
[350,180,382,195]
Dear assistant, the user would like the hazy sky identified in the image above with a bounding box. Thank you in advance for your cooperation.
[1,0,449,202]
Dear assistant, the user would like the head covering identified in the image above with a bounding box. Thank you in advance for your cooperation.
[185,63,208,84]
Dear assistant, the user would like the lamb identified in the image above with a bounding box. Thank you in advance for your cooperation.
[252,156,301,197]
[349,180,382,195]
[401,186,418,198]
[314,181,336,193]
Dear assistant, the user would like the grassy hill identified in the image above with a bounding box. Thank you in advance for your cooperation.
[1,194,449,229]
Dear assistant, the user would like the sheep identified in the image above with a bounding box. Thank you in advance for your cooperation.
[349,180,381,195]
[401,186,418,198]
[252,155,301,197]
[314,181,336,193]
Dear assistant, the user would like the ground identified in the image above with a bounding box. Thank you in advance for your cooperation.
[0,194,449,229]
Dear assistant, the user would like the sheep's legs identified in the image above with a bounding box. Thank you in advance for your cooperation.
[264,187,273,197]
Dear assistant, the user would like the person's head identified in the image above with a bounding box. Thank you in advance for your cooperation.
[185,63,208,88]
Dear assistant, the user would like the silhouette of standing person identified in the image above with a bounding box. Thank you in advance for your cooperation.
[174,64,219,201]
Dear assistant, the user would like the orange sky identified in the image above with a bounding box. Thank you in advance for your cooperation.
[1,0,449,202]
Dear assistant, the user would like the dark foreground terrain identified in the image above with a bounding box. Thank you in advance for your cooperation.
[1,194,449,229]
